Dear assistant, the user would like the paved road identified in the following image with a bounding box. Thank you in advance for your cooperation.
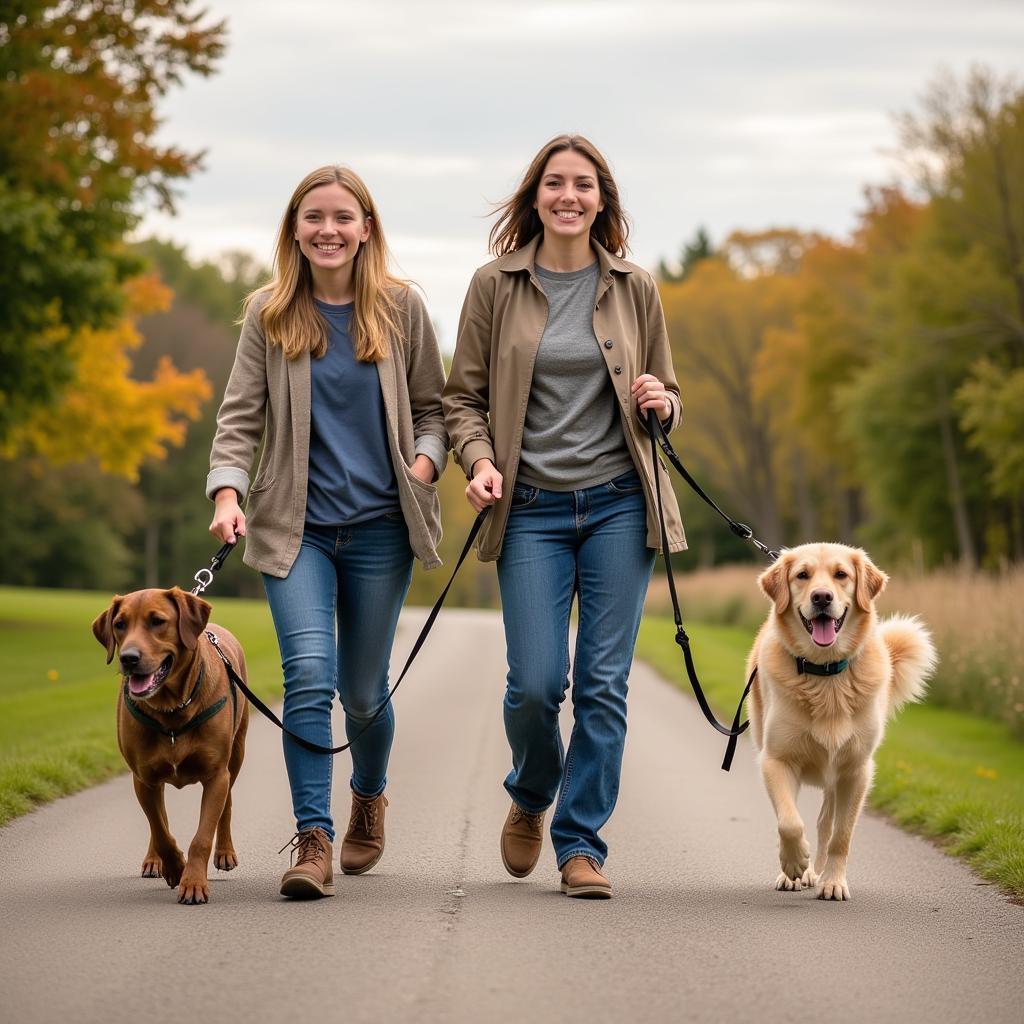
[2,609,1021,1023]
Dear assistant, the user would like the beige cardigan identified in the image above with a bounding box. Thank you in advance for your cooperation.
[207,286,448,576]
[443,237,686,562]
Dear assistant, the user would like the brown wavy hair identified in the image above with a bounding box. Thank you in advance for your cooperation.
[243,165,407,362]
[489,134,630,258]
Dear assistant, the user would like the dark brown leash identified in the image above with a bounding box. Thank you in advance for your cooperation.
[191,511,488,756]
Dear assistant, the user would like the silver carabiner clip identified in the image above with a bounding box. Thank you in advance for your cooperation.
[192,568,214,596]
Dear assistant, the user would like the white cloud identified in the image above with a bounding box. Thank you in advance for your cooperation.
[140,0,1024,344]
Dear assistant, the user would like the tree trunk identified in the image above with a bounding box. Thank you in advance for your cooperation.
[936,377,977,567]
[144,518,159,588]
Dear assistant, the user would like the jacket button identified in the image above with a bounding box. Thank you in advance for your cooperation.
[604,339,613,349]
[613,366,622,374]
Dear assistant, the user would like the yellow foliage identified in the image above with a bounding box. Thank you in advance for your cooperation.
[3,274,211,480]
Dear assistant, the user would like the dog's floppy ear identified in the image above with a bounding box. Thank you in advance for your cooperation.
[852,550,888,612]
[165,587,212,651]
[758,554,791,614]
[92,596,124,665]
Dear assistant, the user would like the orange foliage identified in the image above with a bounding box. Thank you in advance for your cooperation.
[4,274,211,480]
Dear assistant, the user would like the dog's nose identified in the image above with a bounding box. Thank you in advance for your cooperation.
[119,648,141,671]
[811,589,833,608]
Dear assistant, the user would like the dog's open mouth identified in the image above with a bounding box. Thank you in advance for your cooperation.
[799,609,847,647]
[127,655,173,698]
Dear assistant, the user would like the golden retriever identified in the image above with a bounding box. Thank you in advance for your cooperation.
[92,587,249,904]
[746,543,937,900]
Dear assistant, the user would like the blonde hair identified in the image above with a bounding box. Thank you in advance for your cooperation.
[244,165,407,362]
[489,134,631,257]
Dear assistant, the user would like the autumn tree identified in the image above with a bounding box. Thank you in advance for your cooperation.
[838,67,1024,565]
[659,231,815,555]
[0,0,226,440]
[658,227,714,283]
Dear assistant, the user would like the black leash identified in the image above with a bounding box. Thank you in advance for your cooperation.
[191,511,488,756]
[650,415,780,562]
[647,415,778,771]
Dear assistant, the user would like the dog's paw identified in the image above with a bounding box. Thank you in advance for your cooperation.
[141,856,163,878]
[160,849,186,888]
[778,844,810,887]
[800,866,819,888]
[214,849,238,872]
[817,873,851,901]
[177,871,210,905]
[774,871,805,891]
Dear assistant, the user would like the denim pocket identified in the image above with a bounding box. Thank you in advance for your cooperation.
[605,469,643,495]
[509,483,539,509]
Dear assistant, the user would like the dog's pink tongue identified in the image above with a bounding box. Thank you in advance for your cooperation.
[812,616,837,646]
[129,673,156,695]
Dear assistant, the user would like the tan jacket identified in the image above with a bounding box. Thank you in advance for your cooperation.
[443,237,686,562]
[207,286,448,576]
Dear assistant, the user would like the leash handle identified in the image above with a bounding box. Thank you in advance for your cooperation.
[647,417,750,758]
[203,510,489,756]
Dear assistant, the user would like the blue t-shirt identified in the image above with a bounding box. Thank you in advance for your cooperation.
[305,300,400,526]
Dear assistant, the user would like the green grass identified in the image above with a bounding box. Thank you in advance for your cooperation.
[0,586,282,826]
[5,589,1022,901]
[636,615,1024,902]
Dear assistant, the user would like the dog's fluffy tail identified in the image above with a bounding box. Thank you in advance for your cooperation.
[879,614,938,715]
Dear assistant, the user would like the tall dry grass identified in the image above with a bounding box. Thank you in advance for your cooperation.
[647,562,1024,739]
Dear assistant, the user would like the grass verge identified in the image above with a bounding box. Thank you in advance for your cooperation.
[635,615,1024,902]
[0,586,282,827]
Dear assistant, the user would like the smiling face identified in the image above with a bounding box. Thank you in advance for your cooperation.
[533,148,605,244]
[92,588,211,703]
[293,182,371,280]
[758,543,888,658]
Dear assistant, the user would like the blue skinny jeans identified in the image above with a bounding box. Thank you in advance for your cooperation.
[262,515,413,841]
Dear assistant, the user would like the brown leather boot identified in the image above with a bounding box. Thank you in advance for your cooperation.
[560,856,612,899]
[279,827,335,899]
[340,791,388,875]
[500,802,546,878]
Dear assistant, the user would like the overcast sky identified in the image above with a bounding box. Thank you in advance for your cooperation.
[141,0,1024,348]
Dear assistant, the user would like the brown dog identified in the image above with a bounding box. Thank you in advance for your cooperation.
[747,543,937,900]
[92,587,249,904]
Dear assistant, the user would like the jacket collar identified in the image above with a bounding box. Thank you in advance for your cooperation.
[496,235,633,278]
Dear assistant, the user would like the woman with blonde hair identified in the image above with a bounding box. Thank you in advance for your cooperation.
[208,165,447,899]
[444,135,685,898]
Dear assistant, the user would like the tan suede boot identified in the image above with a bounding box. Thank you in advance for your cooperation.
[340,791,388,875]
[500,802,546,878]
[279,827,335,899]
[560,856,612,899]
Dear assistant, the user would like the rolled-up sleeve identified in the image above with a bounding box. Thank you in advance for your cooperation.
[404,288,449,480]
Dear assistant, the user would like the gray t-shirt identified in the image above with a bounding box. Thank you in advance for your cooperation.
[516,263,633,491]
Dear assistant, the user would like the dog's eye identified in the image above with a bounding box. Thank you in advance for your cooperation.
[795,571,809,580]
[114,620,126,631]
[835,570,848,579]
[150,616,167,627]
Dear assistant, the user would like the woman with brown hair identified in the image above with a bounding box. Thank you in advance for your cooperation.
[208,165,447,899]
[443,135,685,898]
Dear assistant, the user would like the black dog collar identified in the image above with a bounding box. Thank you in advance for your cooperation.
[795,656,849,676]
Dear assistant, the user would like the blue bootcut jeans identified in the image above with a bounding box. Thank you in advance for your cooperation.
[497,469,656,869]
[262,514,413,841]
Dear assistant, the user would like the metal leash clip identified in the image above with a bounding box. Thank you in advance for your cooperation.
[189,539,238,596]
